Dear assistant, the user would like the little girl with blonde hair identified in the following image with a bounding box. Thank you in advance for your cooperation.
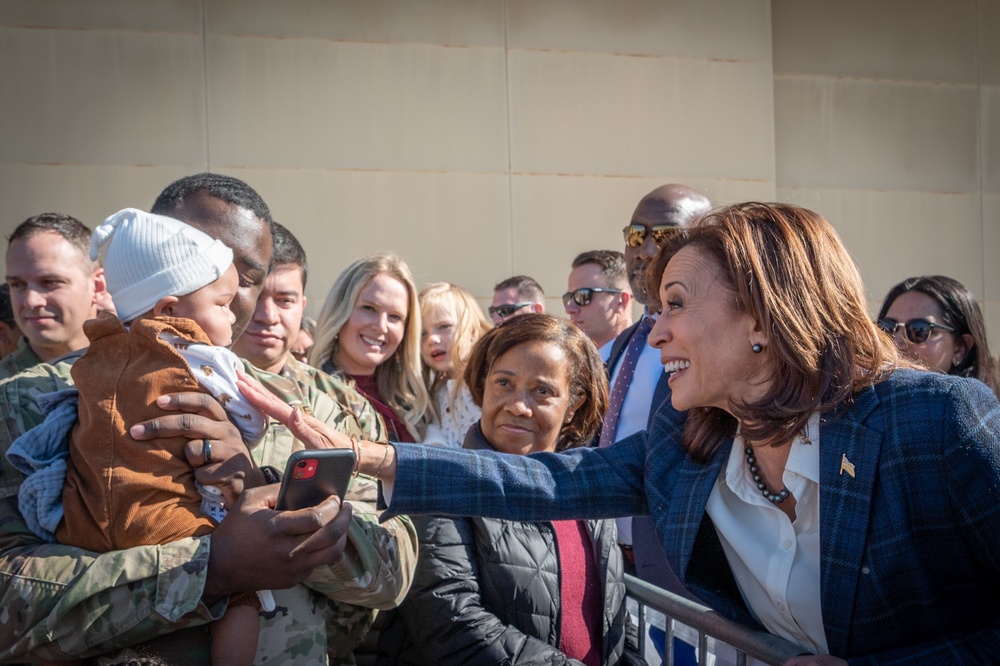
[418,282,491,447]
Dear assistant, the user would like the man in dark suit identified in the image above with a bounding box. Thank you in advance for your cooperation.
[602,184,710,581]
[599,184,710,663]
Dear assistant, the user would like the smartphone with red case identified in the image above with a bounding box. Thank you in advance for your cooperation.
[274,449,356,511]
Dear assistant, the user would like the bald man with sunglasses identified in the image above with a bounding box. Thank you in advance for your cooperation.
[604,184,711,577]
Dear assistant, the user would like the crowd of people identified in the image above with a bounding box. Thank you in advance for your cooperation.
[0,172,997,666]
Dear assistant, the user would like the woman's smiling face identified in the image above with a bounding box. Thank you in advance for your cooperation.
[648,245,769,414]
[480,339,581,455]
[334,272,409,376]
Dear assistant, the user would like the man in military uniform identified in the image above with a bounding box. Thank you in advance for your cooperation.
[1,213,108,380]
[231,220,392,658]
[232,221,379,435]
[0,174,416,664]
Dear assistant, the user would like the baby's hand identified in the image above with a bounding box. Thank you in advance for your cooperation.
[213,464,248,508]
[197,464,249,521]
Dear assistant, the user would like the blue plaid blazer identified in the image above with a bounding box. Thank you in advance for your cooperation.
[389,369,1000,663]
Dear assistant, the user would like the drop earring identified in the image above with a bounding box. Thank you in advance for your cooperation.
[332,335,340,355]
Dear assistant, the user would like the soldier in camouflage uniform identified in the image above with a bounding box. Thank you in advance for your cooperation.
[231,221,392,662]
[0,174,416,664]
[1,213,109,381]
[230,220,384,489]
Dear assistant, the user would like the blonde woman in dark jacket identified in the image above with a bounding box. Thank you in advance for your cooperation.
[378,314,639,665]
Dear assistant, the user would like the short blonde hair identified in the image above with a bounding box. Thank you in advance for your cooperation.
[311,252,430,431]
[419,282,491,414]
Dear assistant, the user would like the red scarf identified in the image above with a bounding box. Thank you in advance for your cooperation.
[348,374,415,443]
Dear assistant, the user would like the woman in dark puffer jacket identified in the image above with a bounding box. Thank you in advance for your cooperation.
[378,314,640,666]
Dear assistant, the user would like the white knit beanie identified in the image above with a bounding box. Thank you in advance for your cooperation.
[92,208,234,322]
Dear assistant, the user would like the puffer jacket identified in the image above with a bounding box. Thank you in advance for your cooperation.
[378,424,634,666]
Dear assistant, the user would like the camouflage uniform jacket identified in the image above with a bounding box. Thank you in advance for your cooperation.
[280,358,383,450]
[0,353,416,664]
[0,336,42,381]
[279,358,400,663]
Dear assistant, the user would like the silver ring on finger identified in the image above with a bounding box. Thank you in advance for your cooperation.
[202,439,212,465]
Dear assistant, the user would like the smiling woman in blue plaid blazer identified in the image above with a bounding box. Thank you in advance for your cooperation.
[243,202,1000,666]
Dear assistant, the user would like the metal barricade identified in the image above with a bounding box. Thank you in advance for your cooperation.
[624,574,803,666]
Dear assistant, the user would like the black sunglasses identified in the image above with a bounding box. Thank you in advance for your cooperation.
[562,287,623,308]
[622,224,682,248]
[489,302,533,319]
[877,317,955,345]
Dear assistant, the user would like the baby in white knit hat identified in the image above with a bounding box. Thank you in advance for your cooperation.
[45,208,265,665]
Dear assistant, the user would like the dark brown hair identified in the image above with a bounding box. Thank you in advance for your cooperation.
[572,250,628,290]
[493,275,545,302]
[464,313,608,450]
[647,202,902,460]
[8,213,94,270]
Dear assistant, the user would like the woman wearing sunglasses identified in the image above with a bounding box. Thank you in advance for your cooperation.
[310,252,431,442]
[877,275,999,397]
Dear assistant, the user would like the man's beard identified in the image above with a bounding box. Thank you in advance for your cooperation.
[629,261,650,307]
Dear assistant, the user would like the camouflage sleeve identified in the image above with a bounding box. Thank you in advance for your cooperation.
[304,365,387,444]
[0,358,76,498]
[289,386,416,609]
[305,487,417,610]
[247,364,416,609]
[0,496,222,660]
[0,360,223,660]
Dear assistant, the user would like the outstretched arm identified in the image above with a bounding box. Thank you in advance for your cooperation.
[238,368,418,609]
[240,369,651,523]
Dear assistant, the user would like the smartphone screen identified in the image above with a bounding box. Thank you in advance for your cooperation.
[274,449,356,511]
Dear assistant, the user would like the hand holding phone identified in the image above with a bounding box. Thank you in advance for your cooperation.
[274,449,356,511]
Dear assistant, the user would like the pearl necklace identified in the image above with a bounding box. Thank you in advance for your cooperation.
[745,446,790,504]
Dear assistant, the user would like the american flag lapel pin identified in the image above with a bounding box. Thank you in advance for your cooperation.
[840,454,856,478]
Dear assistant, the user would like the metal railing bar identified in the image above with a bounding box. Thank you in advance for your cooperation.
[625,574,803,666]
[664,616,674,666]
[637,601,647,659]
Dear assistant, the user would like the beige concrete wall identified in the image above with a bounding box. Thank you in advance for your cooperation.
[1,0,995,349]
[772,0,999,349]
